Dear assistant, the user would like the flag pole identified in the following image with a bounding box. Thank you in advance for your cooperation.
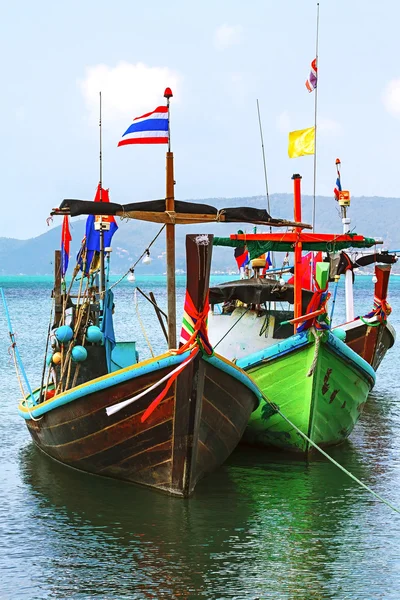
[99,90,105,302]
[164,87,177,349]
[312,2,320,232]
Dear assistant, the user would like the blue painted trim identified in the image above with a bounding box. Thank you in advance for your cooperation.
[18,352,190,420]
[236,330,376,387]
[325,331,376,385]
[236,332,310,370]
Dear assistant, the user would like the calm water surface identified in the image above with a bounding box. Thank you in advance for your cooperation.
[0,274,399,599]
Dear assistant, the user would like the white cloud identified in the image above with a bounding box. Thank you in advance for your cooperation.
[78,61,181,123]
[383,79,400,117]
[214,24,243,50]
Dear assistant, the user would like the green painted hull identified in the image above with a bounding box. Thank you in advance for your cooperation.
[242,333,374,453]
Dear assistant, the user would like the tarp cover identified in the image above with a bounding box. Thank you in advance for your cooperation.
[213,236,378,259]
[59,199,284,225]
[209,278,313,308]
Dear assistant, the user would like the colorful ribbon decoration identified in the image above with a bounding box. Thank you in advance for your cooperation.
[361,295,392,325]
[297,281,330,333]
[141,292,213,423]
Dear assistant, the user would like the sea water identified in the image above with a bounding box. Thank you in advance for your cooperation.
[0,275,399,600]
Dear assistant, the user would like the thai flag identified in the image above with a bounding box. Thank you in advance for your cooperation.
[266,252,272,268]
[234,245,250,269]
[305,58,317,93]
[118,106,168,146]
[61,215,71,277]
[334,159,342,200]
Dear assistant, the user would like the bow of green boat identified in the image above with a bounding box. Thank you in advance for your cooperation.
[236,329,376,453]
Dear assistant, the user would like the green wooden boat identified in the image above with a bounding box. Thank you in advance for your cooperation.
[236,329,376,453]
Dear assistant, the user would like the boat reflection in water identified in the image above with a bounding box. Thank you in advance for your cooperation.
[19,418,397,600]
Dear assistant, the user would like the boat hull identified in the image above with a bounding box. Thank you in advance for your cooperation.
[237,331,375,453]
[20,352,257,497]
[339,318,395,371]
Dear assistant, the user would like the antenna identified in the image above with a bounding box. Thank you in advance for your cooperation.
[312,2,320,231]
[256,99,271,219]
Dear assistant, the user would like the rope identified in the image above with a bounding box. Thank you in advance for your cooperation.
[9,343,42,421]
[307,326,321,377]
[135,289,154,357]
[214,306,252,349]
[109,224,166,292]
[261,393,400,515]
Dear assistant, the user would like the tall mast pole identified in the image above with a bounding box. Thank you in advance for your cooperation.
[99,91,105,300]
[164,87,176,348]
[312,2,320,232]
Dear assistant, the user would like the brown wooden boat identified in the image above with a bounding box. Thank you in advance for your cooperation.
[18,234,260,497]
[336,264,395,371]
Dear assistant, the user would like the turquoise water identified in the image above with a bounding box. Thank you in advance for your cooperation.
[1,275,400,599]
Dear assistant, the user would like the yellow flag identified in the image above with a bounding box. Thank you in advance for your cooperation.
[288,126,315,158]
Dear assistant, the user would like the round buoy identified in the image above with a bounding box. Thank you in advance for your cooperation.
[55,325,73,343]
[52,352,62,364]
[86,325,103,343]
[71,346,88,362]
[333,328,346,341]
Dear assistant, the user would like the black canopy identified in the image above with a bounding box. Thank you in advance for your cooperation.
[209,278,314,309]
[57,198,306,227]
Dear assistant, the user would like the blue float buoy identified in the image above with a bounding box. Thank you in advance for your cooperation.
[86,325,103,343]
[71,346,88,362]
[55,325,73,343]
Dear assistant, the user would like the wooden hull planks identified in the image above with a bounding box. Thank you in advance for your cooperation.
[22,354,257,497]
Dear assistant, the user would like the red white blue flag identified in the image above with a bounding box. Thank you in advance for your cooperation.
[305,58,317,93]
[118,106,168,146]
[334,159,342,201]
[61,215,71,277]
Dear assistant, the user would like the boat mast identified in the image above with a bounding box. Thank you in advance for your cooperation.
[312,2,320,232]
[293,174,303,324]
[165,88,177,348]
[99,90,105,300]
[337,159,355,321]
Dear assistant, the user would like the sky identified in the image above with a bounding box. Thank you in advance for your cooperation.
[2,0,400,239]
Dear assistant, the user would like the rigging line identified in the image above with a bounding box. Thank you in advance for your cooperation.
[256,100,271,221]
[109,224,166,291]
[260,392,400,516]
[214,306,251,349]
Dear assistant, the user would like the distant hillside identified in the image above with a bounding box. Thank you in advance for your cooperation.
[0,193,398,276]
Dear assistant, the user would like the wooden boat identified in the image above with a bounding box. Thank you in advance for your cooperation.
[17,233,261,497]
[209,174,377,453]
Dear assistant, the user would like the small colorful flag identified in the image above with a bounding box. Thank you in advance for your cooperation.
[61,215,71,277]
[288,251,323,290]
[334,158,342,201]
[305,58,318,93]
[234,245,250,269]
[118,106,168,146]
[288,127,315,158]
[77,184,118,272]
[266,252,272,268]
